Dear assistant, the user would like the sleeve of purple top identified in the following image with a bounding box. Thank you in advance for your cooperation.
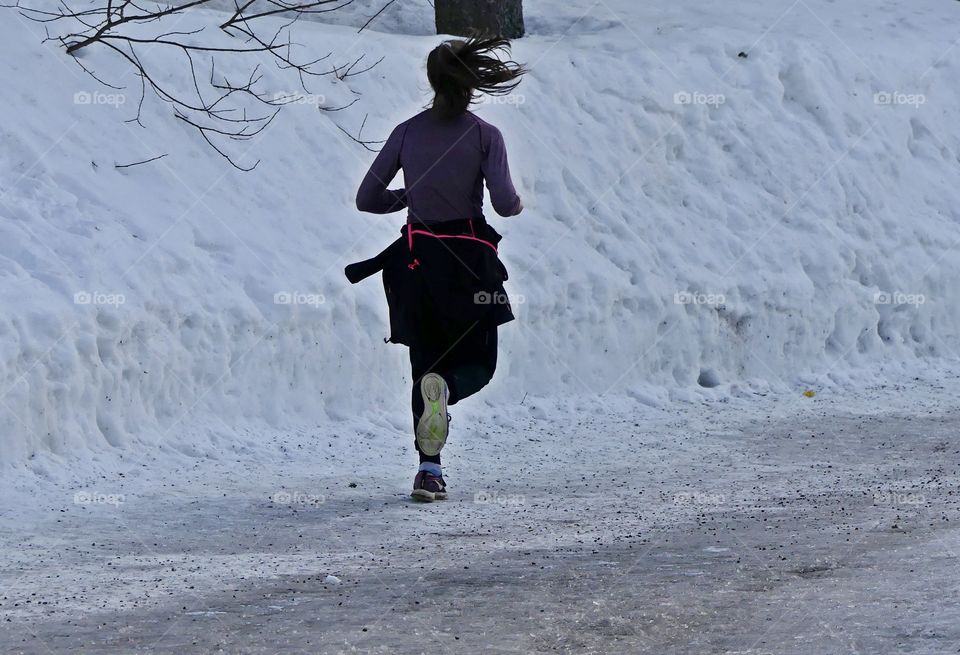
[481,123,522,217]
[356,123,408,214]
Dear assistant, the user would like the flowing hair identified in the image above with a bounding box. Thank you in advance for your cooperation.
[426,36,527,120]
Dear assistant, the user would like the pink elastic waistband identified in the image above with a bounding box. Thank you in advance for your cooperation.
[406,220,497,254]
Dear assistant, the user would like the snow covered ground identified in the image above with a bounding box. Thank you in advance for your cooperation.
[2,0,960,651]
[2,371,959,653]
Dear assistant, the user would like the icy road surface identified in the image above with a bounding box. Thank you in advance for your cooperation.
[2,376,959,654]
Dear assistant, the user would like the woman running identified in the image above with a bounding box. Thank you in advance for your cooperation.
[353,37,526,502]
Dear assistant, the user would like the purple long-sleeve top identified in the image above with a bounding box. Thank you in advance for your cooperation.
[356,110,522,223]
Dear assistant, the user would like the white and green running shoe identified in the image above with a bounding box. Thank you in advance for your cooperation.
[416,373,449,456]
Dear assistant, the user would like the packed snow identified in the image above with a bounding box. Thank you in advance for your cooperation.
[2,373,960,652]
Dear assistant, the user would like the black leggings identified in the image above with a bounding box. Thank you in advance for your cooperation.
[410,324,498,464]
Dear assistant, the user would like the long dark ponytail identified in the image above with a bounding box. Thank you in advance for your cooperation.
[427,36,527,120]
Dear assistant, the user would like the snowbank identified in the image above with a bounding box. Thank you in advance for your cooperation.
[1,0,959,468]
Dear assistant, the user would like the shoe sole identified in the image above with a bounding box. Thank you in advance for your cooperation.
[410,489,448,502]
[415,373,448,457]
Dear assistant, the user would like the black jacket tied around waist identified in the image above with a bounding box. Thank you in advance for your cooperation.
[344,218,515,349]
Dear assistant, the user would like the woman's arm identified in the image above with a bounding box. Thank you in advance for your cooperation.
[356,124,408,214]
[481,123,523,217]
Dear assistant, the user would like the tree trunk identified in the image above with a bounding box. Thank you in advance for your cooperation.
[435,0,525,39]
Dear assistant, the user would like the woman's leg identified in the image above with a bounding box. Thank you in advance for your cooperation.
[444,325,498,405]
[410,348,442,464]
[408,324,499,462]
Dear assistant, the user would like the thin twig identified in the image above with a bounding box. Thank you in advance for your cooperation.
[358,0,397,33]
[114,153,168,168]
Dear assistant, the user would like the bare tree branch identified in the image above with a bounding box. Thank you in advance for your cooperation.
[357,0,396,33]
[3,0,390,169]
[115,153,169,168]
[336,113,386,153]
